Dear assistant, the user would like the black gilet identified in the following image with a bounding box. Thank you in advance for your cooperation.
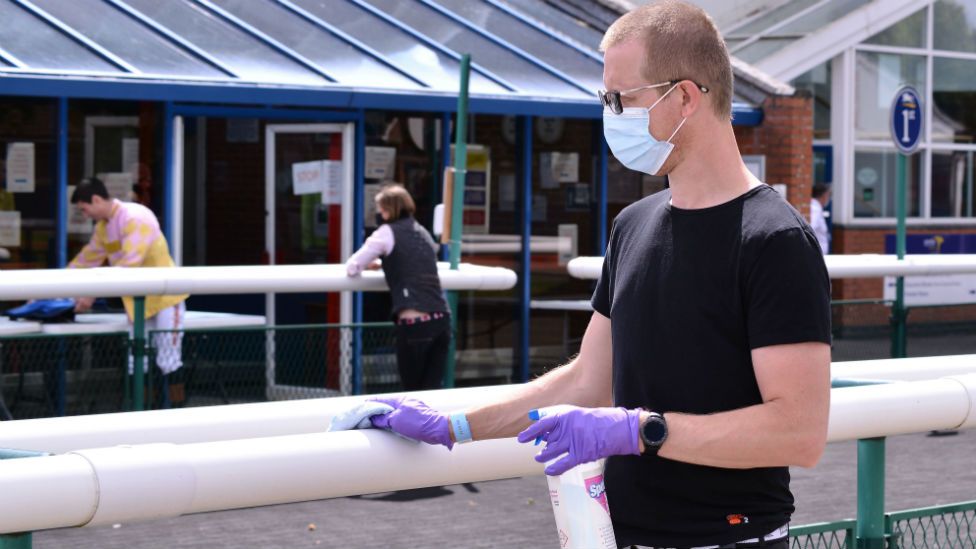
[382,217,449,319]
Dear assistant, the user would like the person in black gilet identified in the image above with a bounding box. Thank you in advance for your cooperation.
[346,184,450,390]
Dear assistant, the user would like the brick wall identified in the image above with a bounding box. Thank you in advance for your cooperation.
[832,225,976,326]
[734,95,814,217]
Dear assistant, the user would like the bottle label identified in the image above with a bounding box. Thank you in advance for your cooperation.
[584,473,610,516]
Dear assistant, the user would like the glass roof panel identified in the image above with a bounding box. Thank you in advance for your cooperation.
[730,0,822,36]
[496,0,605,51]
[0,0,120,72]
[360,0,588,97]
[119,0,326,86]
[30,0,225,78]
[429,0,604,92]
[776,0,871,34]
[291,0,507,94]
[209,0,421,90]
[864,7,927,49]
[735,38,796,64]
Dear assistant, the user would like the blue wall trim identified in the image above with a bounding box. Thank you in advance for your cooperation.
[0,75,765,124]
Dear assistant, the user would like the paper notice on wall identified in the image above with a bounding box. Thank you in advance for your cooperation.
[550,152,579,183]
[0,210,21,247]
[5,143,35,193]
[292,160,327,196]
[98,172,134,202]
[122,138,140,180]
[321,160,343,205]
[365,147,396,180]
[66,185,93,234]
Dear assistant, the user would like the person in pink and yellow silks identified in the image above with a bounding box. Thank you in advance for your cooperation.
[68,177,189,405]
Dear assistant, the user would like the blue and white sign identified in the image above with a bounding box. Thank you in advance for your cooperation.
[890,86,923,154]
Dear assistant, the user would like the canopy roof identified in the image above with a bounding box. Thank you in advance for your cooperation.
[0,0,762,121]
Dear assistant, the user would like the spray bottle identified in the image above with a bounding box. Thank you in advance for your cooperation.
[529,407,617,549]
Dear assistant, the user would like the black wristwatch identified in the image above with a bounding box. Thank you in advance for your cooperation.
[639,412,668,455]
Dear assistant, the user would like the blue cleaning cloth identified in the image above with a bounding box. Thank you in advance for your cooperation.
[5,299,76,322]
[328,401,395,432]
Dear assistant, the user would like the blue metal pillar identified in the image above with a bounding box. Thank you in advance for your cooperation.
[161,101,174,244]
[55,98,68,268]
[352,113,365,395]
[517,116,533,383]
[596,122,609,255]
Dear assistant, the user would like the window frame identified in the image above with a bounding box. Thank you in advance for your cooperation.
[842,2,976,226]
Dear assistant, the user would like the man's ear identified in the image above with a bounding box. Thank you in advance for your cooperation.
[678,81,703,118]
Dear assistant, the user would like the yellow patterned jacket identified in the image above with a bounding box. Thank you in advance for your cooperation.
[69,200,188,321]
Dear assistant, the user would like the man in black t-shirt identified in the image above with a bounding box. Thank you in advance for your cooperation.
[359,2,831,547]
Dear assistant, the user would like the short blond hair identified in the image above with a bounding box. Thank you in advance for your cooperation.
[375,184,416,220]
[600,0,733,119]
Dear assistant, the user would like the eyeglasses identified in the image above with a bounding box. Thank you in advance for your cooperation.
[597,79,710,115]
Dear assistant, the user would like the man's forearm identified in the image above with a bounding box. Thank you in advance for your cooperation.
[463,358,611,442]
[656,398,828,469]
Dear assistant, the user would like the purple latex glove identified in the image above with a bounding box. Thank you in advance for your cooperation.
[517,406,641,475]
[368,397,454,449]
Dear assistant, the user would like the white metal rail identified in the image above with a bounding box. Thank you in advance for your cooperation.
[566,254,976,280]
[1,371,975,534]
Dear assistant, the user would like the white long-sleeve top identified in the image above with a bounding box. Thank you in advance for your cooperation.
[809,198,829,254]
[345,224,395,276]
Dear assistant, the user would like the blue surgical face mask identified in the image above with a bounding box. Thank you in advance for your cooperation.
[602,84,687,176]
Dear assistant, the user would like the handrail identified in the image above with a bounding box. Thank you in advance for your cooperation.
[3,355,974,453]
[0,373,975,534]
[566,254,976,280]
[0,262,517,301]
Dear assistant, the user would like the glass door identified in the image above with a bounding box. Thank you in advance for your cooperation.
[265,124,354,395]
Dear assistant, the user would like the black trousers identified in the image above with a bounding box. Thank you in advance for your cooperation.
[631,537,789,549]
[395,315,451,390]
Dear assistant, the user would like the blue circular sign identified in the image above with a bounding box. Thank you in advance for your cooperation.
[890,86,923,153]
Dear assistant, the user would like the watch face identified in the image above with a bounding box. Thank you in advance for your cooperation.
[643,416,667,445]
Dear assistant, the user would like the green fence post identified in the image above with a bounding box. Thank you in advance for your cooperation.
[0,449,48,549]
[444,53,471,389]
[133,296,146,411]
[890,151,908,359]
[856,437,887,549]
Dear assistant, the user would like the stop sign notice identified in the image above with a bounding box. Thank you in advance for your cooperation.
[890,86,923,154]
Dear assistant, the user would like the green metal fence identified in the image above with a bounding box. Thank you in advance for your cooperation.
[147,322,399,409]
[0,330,129,420]
[788,501,976,549]
[0,323,399,419]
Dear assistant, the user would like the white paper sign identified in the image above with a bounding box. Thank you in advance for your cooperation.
[550,152,579,183]
[292,160,327,196]
[884,275,976,306]
[5,143,35,193]
[321,160,343,205]
[122,138,140,180]
[365,147,396,180]
[67,185,93,234]
[98,172,134,201]
[0,210,21,247]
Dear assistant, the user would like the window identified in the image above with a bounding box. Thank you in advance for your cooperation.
[933,0,976,53]
[850,3,976,221]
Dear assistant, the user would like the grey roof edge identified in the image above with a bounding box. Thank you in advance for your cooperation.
[730,55,795,101]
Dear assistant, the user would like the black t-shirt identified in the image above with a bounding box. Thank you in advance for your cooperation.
[591,185,831,548]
